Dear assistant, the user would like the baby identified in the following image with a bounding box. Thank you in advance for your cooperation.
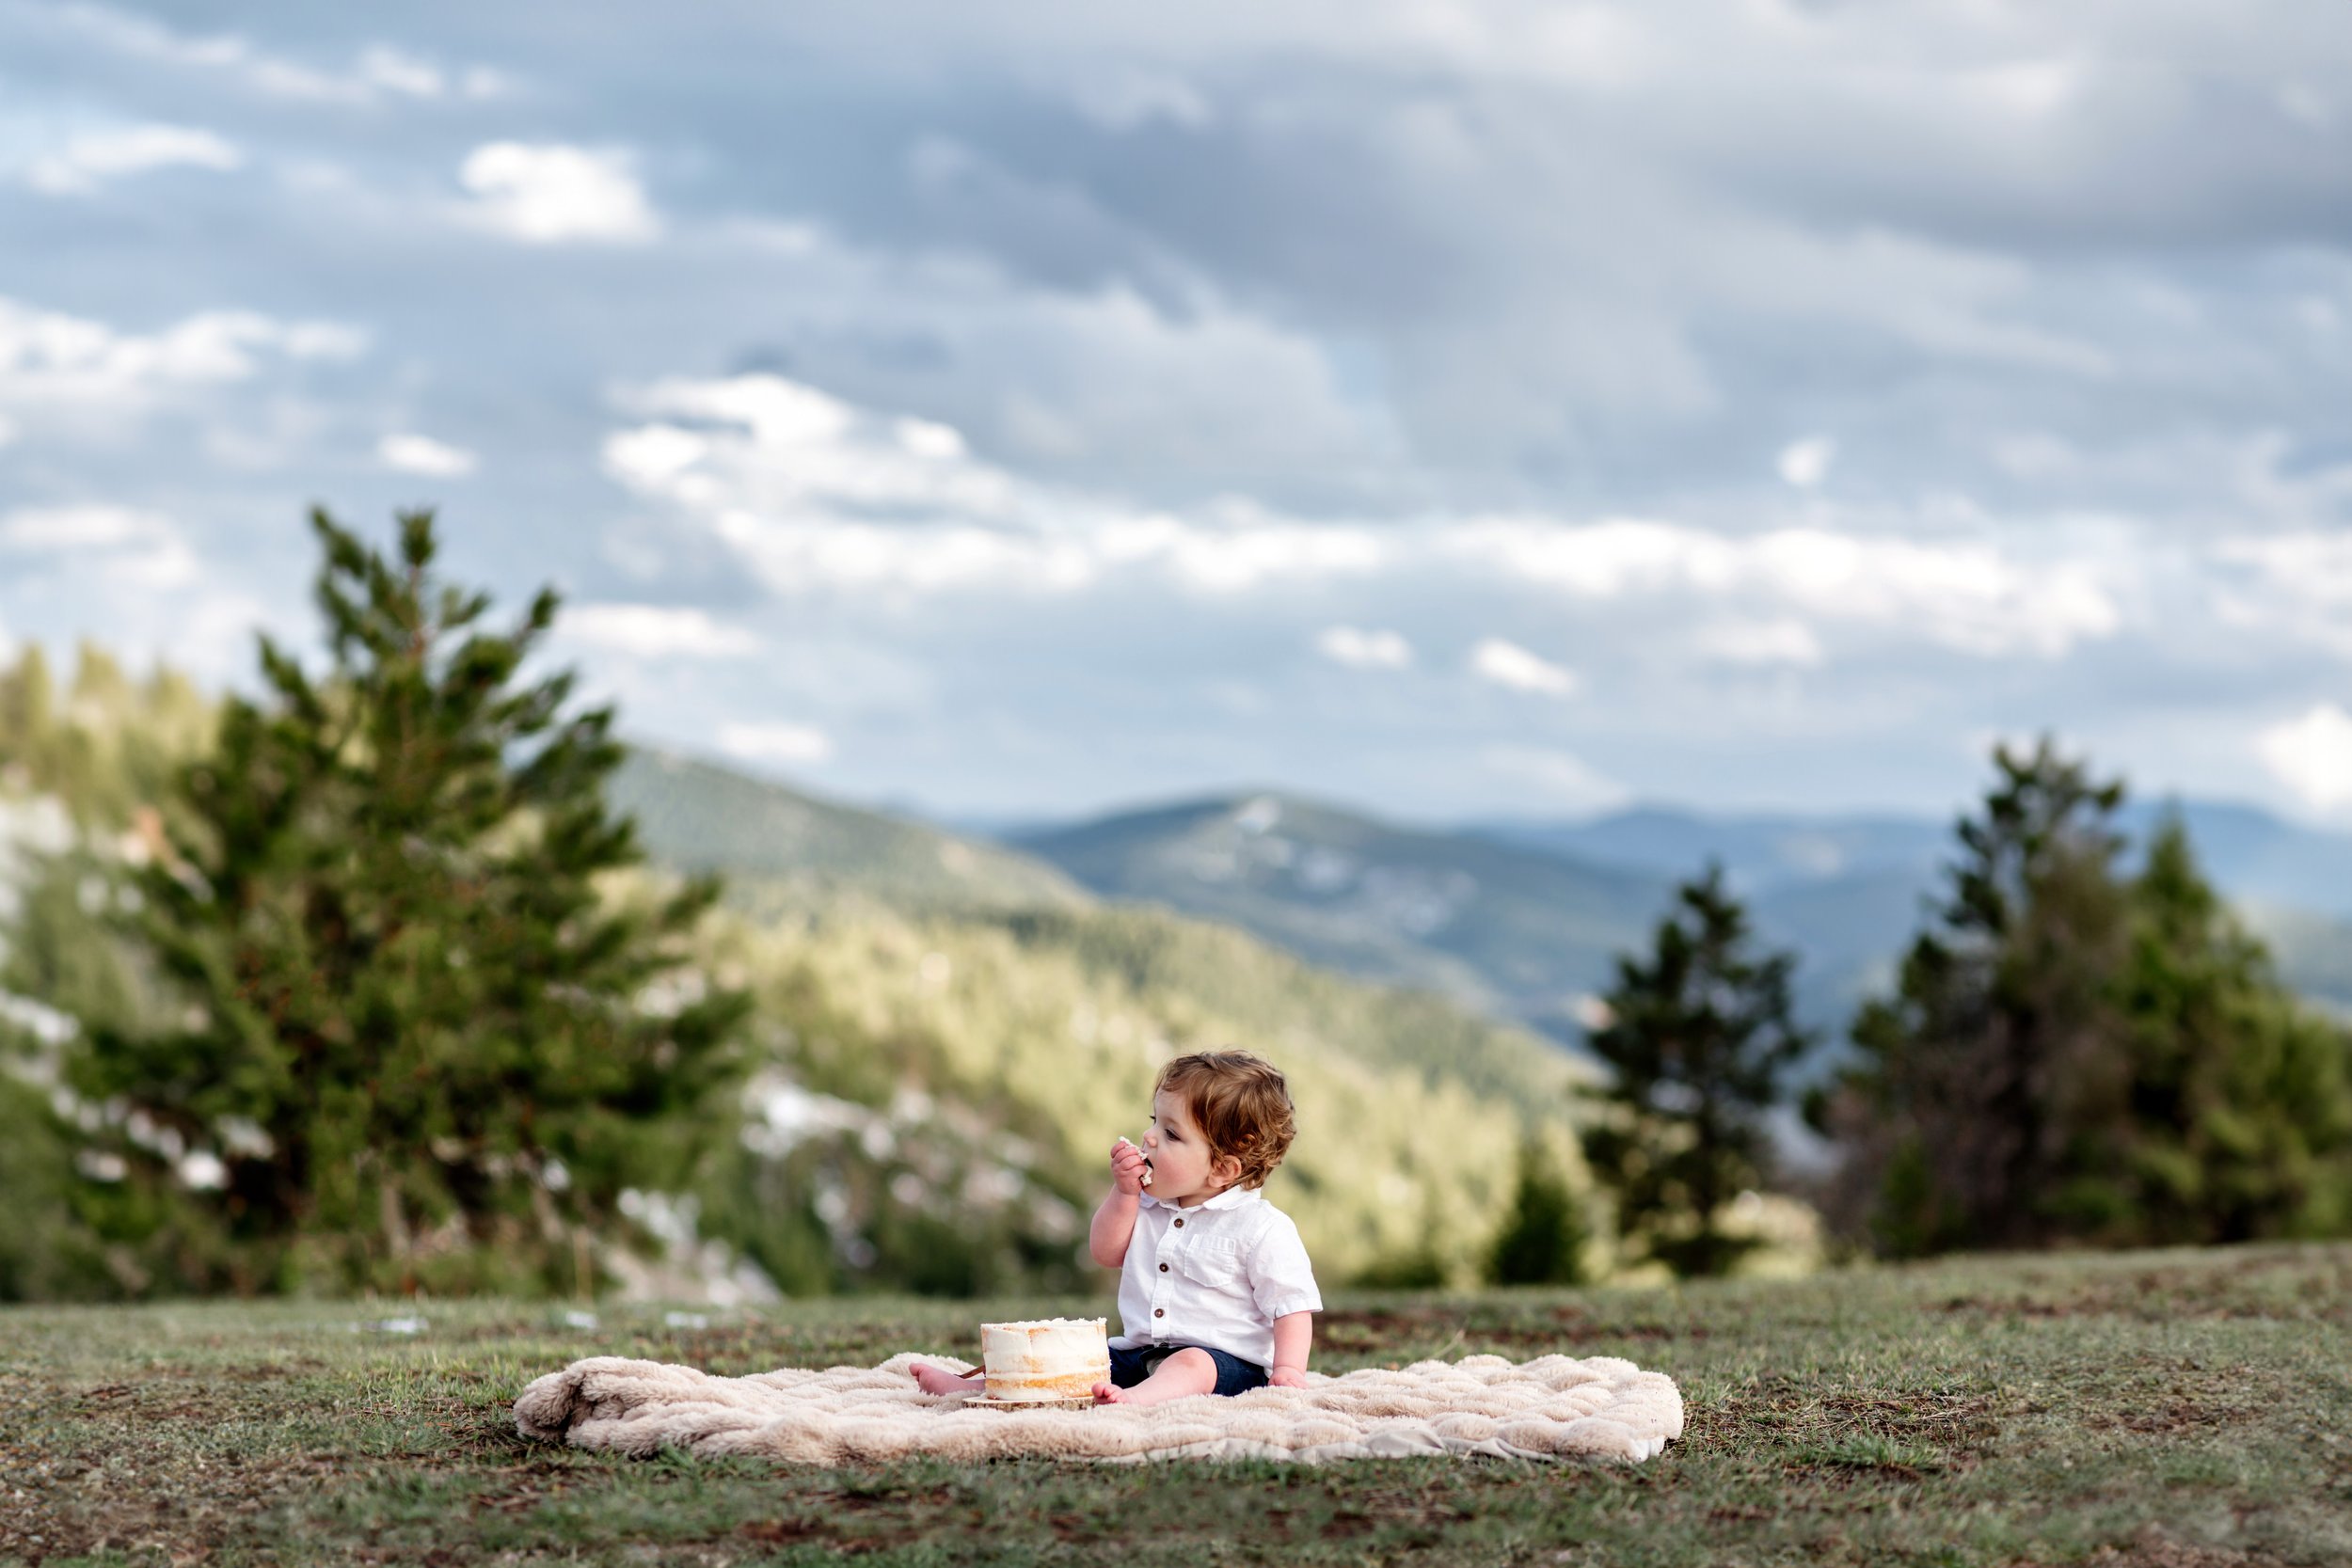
[912,1049,1321,1404]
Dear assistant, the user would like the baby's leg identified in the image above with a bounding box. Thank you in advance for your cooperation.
[1092,1347,1217,1407]
[909,1361,984,1396]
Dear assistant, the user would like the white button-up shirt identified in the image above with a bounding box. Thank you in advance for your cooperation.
[1110,1183,1323,1370]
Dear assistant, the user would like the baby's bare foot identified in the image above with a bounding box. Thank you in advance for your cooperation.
[1091,1380,1129,1405]
[911,1362,980,1396]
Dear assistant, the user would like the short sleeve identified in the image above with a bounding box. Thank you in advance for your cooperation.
[1246,1212,1323,1322]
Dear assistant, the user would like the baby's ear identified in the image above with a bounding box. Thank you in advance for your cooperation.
[1211,1152,1246,1189]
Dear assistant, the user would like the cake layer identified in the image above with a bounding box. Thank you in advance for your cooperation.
[980,1317,1109,1402]
[984,1367,1105,1401]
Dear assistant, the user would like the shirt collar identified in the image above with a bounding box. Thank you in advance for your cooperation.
[1142,1183,1261,1214]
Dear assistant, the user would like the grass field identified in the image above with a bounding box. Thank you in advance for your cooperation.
[4,1243,2348,1567]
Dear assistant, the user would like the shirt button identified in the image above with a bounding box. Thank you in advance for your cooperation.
[1159,1263,1168,1272]
[1173,1218,1184,1227]
[1154,1308,1165,1318]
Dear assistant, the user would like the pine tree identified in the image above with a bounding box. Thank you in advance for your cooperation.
[1808,738,2133,1255]
[67,509,748,1294]
[0,644,57,786]
[2112,816,2352,1243]
[1581,863,1809,1278]
[1487,1138,1589,1285]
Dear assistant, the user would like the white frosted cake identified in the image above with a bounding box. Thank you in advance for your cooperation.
[979,1317,1110,1402]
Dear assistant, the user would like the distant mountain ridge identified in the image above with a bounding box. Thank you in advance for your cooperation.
[1479,800,2352,922]
[1488,799,2352,1024]
[608,749,1089,914]
[1476,809,1948,895]
[1009,790,1670,1039]
[996,789,2352,1050]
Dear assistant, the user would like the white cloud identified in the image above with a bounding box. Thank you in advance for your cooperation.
[1479,745,1628,812]
[1777,436,1836,489]
[1106,514,1386,594]
[457,143,659,245]
[25,124,242,195]
[377,433,478,477]
[1453,517,2122,658]
[1694,616,1825,667]
[603,372,1387,598]
[719,721,834,767]
[2257,705,2352,814]
[355,45,448,99]
[1965,58,2080,119]
[1315,625,1414,670]
[602,423,708,488]
[0,505,198,589]
[610,374,1009,517]
[563,604,761,660]
[0,504,172,551]
[2216,532,2352,657]
[601,372,2141,687]
[52,5,507,104]
[0,295,366,435]
[1470,638,1579,697]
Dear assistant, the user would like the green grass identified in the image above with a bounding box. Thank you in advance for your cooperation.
[5,1243,2349,1567]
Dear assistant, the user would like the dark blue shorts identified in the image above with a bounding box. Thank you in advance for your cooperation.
[1109,1342,1267,1398]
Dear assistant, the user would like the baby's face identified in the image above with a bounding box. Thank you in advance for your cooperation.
[1141,1089,1231,1204]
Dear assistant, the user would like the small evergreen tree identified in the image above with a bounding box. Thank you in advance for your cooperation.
[1487,1138,1589,1285]
[1581,864,1809,1278]
[66,509,748,1294]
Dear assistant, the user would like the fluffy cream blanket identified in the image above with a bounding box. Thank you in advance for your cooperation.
[513,1351,1681,1465]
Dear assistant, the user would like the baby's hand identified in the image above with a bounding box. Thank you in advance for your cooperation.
[1110,1136,1149,1196]
[1268,1366,1310,1389]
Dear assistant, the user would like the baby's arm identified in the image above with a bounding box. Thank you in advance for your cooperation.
[1089,1137,1148,1267]
[1268,1311,1312,1388]
[1250,1213,1321,1388]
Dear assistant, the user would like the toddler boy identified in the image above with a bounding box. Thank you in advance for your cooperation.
[911,1049,1321,1404]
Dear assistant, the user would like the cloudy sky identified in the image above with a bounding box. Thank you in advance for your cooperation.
[2,0,2348,825]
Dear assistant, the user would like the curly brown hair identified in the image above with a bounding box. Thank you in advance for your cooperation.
[1154,1050,1297,1190]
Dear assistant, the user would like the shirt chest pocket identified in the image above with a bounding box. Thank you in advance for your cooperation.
[1173,1239,1248,1292]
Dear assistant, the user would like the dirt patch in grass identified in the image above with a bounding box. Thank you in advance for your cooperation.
[1692,1372,2002,1483]
[2084,1524,2292,1567]
[2116,1401,2257,1436]
[0,1443,337,1566]
[1318,1302,1711,1356]
[738,1516,828,1548]
[1933,1253,2352,1326]
[735,1513,928,1557]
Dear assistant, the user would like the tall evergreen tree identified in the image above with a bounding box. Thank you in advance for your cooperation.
[1581,864,1810,1278]
[2110,816,2352,1243]
[1809,738,2134,1255]
[67,510,748,1294]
